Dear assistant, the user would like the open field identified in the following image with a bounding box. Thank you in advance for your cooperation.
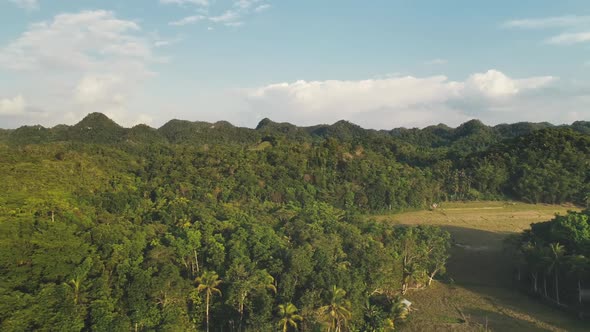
[372,201,589,331]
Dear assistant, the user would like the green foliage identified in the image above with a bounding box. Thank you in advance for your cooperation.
[474,129,590,204]
[277,303,303,332]
[514,209,590,307]
[0,113,587,330]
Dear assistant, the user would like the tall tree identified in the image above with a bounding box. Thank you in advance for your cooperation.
[196,271,222,332]
[521,242,545,294]
[545,243,566,304]
[318,286,352,332]
[567,255,588,304]
[228,264,277,329]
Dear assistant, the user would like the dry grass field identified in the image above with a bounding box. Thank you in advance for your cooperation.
[372,201,589,331]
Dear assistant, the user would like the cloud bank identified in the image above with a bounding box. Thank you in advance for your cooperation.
[0,10,588,130]
[166,0,270,27]
[0,95,27,115]
[8,0,39,10]
[0,10,159,126]
[503,15,590,29]
[240,70,573,129]
[504,15,590,46]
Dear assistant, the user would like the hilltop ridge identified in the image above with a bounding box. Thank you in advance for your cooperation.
[1,113,589,153]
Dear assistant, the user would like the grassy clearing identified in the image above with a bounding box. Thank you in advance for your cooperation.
[371,201,589,331]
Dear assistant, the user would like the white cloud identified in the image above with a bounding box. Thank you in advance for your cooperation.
[424,58,447,65]
[0,95,27,115]
[503,15,590,47]
[546,31,590,45]
[168,13,241,27]
[0,10,158,126]
[209,10,240,23]
[465,69,555,98]
[234,0,263,9]
[169,15,205,26]
[240,70,559,128]
[0,10,153,71]
[9,0,39,10]
[154,36,183,47]
[503,15,590,29]
[254,4,271,12]
[171,9,246,27]
[225,21,244,27]
[75,75,124,105]
[160,0,208,6]
[167,1,270,27]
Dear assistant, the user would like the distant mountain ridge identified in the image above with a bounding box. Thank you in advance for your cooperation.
[1,112,589,150]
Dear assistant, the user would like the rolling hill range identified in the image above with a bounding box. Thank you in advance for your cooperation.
[2,112,589,150]
[0,113,589,331]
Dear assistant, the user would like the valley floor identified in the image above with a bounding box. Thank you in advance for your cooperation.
[373,201,589,331]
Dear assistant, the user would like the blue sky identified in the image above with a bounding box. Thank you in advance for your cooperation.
[0,0,589,129]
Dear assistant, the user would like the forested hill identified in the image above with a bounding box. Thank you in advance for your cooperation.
[2,112,589,150]
[1,113,589,208]
[0,113,589,331]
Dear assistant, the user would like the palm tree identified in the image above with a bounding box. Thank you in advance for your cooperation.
[67,276,82,305]
[567,255,588,304]
[196,271,222,332]
[522,242,544,294]
[277,303,303,332]
[387,296,410,329]
[318,286,352,332]
[545,243,565,304]
[401,263,425,294]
